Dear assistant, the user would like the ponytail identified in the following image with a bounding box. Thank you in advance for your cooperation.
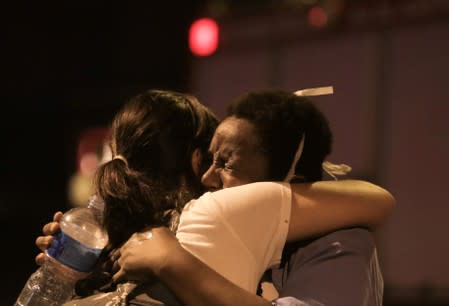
[95,158,174,248]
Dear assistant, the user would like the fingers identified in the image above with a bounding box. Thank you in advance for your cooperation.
[34,212,64,262]
[35,235,54,252]
[109,248,121,263]
[40,211,63,236]
[35,253,46,266]
[110,248,127,283]
[42,221,60,236]
[109,249,121,275]
[53,211,63,222]
[111,258,121,275]
[110,227,174,284]
[112,268,125,284]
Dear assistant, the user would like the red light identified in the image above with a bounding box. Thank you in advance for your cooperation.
[308,6,328,28]
[189,18,219,57]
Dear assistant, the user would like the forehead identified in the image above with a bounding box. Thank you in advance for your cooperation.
[210,117,260,155]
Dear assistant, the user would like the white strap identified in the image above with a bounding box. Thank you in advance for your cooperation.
[284,86,351,181]
[284,135,305,182]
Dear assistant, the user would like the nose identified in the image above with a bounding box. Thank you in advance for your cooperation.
[201,165,222,191]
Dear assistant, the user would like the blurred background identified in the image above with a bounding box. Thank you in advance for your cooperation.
[1,1,448,305]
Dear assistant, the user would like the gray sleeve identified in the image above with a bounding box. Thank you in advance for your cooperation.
[271,228,383,306]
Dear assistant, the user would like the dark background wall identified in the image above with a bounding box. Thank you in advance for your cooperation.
[0,2,203,304]
[190,2,449,305]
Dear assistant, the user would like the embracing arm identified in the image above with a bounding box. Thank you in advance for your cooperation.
[153,178,393,306]
[287,179,395,242]
[114,227,273,306]
[116,228,355,306]
[158,232,272,306]
[113,179,394,306]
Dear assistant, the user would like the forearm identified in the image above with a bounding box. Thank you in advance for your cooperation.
[159,246,272,306]
[288,180,395,241]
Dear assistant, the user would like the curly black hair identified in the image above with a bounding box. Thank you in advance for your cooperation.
[226,90,332,182]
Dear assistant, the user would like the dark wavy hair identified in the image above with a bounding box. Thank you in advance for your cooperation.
[76,89,218,296]
[226,90,332,182]
[95,89,218,248]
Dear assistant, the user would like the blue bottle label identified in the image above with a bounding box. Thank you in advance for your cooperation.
[47,230,102,272]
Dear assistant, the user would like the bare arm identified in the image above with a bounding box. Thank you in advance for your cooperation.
[287,180,395,241]
[113,180,394,306]
[114,227,272,306]
[159,242,272,306]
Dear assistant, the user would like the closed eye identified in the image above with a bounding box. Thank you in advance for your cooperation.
[213,158,225,169]
[213,157,234,172]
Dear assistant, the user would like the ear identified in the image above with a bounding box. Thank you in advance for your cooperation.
[191,148,202,177]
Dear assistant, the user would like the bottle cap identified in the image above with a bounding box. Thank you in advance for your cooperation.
[87,194,105,212]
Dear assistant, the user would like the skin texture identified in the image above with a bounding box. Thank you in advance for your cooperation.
[201,116,270,189]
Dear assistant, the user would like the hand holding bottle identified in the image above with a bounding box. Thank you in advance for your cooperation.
[16,195,108,306]
[35,211,63,265]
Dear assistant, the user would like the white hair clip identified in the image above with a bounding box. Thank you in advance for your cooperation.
[294,86,334,97]
[284,86,351,182]
[322,161,352,180]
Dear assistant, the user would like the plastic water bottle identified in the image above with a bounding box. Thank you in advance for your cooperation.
[15,195,109,306]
